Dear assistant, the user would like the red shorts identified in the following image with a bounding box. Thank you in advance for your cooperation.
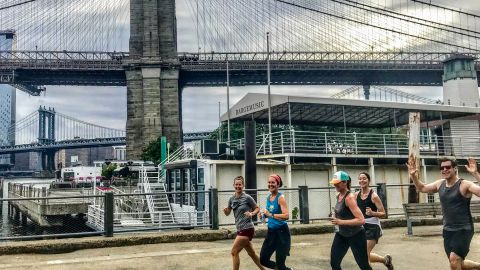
[237,227,255,241]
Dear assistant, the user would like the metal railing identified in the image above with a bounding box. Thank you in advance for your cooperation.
[2,50,479,71]
[229,130,480,158]
[0,182,459,241]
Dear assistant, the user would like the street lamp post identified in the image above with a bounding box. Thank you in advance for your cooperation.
[267,32,272,154]
[227,60,231,142]
[218,101,222,142]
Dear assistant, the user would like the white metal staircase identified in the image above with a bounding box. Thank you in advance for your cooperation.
[139,167,176,226]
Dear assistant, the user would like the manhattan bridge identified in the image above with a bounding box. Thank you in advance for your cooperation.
[0,0,479,163]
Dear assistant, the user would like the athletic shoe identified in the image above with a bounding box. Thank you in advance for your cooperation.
[384,254,394,270]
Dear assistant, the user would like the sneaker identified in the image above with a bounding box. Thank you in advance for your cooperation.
[384,254,394,270]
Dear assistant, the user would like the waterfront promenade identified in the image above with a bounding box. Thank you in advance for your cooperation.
[0,224,479,269]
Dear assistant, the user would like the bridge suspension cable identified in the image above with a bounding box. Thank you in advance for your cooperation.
[276,0,479,52]
[0,0,129,51]
[411,0,480,19]
[187,0,480,53]
[0,0,37,11]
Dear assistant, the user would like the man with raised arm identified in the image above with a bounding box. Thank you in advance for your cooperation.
[407,157,480,270]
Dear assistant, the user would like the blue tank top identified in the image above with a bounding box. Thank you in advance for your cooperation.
[266,192,288,230]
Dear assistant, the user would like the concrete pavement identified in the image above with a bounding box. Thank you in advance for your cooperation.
[1,224,480,269]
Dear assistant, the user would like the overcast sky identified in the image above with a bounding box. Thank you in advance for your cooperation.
[14,0,480,133]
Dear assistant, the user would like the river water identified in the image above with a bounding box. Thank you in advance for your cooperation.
[0,178,94,238]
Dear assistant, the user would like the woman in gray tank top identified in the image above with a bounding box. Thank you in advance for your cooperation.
[223,176,265,270]
[330,171,372,270]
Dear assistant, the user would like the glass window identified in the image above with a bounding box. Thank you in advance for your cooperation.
[198,168,204,184]
[175,169,181,190]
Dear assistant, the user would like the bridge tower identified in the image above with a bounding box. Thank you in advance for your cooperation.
[38,106,55,144]
[38,106,56,171]
[125,0,182,159]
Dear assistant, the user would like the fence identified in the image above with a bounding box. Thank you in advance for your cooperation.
[229,130,480,158]
[1,183,428,241]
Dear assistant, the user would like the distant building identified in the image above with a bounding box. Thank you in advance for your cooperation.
[0,30,16,166]
[13,152,42,171]
[56,146,117,168]
[112,146,126,161]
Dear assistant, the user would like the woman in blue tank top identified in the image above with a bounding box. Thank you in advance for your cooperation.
[259,174,293,270]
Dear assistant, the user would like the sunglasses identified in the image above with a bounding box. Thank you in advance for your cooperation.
[439,165,452,171]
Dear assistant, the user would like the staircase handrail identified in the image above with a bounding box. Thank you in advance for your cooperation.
[158,144,193,181]
[140,165,155,223]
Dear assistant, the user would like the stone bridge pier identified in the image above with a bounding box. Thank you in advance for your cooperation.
[126,0,182,159]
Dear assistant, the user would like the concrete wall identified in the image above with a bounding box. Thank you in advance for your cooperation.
[210,158,477,223]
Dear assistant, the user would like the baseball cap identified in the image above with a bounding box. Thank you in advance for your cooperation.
[330,171,350,185]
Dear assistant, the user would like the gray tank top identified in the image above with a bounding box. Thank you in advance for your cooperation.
[334,191,363,237]
[439,179,473,231]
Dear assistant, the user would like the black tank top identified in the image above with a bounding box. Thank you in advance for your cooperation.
[439,179,473,231]
[335,191,363,237]
[357,189,378,218]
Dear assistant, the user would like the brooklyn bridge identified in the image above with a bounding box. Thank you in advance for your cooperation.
[0,0,479,160]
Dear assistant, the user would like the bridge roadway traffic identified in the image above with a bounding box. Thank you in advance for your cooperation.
[0,225,479,269]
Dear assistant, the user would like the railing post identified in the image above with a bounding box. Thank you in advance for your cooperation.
[104,192,114,237]
[383,134,387,155]
[435,135,439,156]
[324,133,328,154]
[292,130,296,153]
[354,132,358,154]
[281,132,284,154]
[299,186,309,224]
[209,188,219,230]
[262,134,266,155]
[376,183,388,218]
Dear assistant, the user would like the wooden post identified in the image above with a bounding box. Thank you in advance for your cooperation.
[408,112,420,203]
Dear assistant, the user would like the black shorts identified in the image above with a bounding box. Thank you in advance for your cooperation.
[364,223,382,243]
[443,229,474,259]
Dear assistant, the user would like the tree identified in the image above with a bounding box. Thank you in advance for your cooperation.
[102,163,117,179]
[140,137,178,165]
[141,137,163,164]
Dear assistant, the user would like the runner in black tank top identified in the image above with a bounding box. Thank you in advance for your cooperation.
[408,157,480,270]
[355,172,393,270]
[330,171,372,270]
